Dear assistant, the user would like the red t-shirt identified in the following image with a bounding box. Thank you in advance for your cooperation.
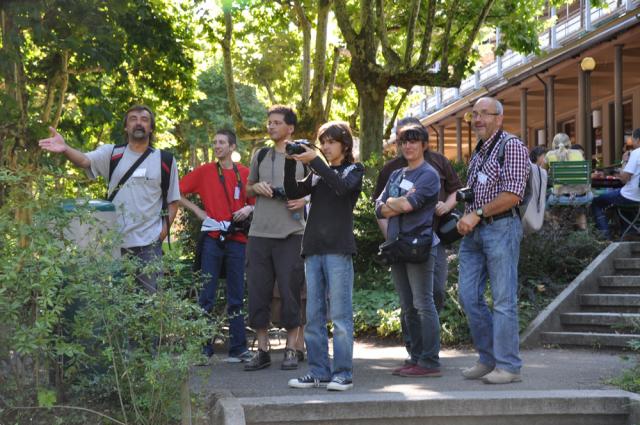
[180,162,255,243]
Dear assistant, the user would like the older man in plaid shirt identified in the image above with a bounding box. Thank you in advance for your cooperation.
[456,97,530,385]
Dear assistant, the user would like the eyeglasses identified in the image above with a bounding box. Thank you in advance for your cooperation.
[471,110,500,119]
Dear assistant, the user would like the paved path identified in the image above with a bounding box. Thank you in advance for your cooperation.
[191,339,636,398]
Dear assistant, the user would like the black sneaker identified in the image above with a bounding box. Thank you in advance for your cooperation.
[288,373,330,389]
[327,376,353,391]
[296,349,305,362]
[244,349,271,371]
[281,348,298,370]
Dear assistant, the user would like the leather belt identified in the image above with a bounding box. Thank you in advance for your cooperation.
[482,208,519,224]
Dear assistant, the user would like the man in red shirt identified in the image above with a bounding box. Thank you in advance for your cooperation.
[180,129,255,363]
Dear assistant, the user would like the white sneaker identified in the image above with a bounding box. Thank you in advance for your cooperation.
[461,362,494,379]
[482,368,522,384]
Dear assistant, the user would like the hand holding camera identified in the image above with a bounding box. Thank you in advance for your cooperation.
[286,139,316,164]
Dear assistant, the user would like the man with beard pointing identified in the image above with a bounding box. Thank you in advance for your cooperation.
[38,105,181,292]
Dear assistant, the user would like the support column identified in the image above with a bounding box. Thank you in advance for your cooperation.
[634,89,640,131]
[438,125,445,154]
[496,28,503,77]
[579,66,594,161]
[546,75,556,145]
[578,69,586,150]
[614,44,624,162]
[550,7,557,49]
[456,117,463,162]
[585,70,593,161]
[584,0,592,32]
[520,88,528,146]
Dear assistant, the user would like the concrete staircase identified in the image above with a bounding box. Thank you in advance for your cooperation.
[210,390,640,425]
[522,242,640,349]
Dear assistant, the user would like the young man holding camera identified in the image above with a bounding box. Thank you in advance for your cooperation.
[244,105,307,371]
[179,129,255,362]
[456,97,530,384]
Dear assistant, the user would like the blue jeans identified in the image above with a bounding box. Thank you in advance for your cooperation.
[433,243,448,313]
[200,236,247,357]
[592,189,637,239]
[391,249,440,369]
[304,254,354,381]
[401,243,447,357]
[458,216,522,374]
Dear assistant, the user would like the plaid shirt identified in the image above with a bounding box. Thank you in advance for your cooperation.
[465,130,530,214]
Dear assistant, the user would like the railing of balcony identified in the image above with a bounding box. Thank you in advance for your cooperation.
[412,0,630,117]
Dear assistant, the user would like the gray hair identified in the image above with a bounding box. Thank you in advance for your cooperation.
[476,97,503,115]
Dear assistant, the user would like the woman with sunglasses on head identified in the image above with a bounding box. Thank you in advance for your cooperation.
[376,124,442,378]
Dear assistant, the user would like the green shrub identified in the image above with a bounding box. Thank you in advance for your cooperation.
[0,171,211,425]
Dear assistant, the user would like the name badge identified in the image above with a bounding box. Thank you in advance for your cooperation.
[234,186,240,200]
[477,172,488,184]
[133,168,146,178]
[399,179,414,191]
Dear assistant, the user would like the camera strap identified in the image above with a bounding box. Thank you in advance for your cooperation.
[470,130,504,192]
[216,161,242,217]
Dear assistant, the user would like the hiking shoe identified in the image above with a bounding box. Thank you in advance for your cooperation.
[281,348,298,370]
[461,362,494,380]
[296,349,305,362]
[288,374,330,389]
[224,350,254,363]
[392,364,415,376]
[397,365,442,378]
[244,349,271,371]
[482,368,522,384]
[327,376,353,391]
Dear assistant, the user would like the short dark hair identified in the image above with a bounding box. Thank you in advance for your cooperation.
[633,128,640,141]
[529,146,547,163]
[215,129,237,146]
[317,121,355,164]
[398,124,429,144]
[268,105,297,127]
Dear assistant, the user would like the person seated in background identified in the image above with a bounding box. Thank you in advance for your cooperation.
[592,128,640,240]
[622,135,634,168]
[545,133,593,230]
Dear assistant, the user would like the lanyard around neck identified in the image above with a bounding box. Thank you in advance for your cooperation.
[216,161,242,214]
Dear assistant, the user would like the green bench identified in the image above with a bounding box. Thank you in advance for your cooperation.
[548,160,593,207]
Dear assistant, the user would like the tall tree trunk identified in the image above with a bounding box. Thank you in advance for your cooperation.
[308,0,331,125]
[221,6,247,136]
[323,46,343,121]
[358,85,386,166]
[292,0,311,112]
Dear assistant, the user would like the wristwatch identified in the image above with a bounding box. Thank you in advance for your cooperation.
[475,208,484,218]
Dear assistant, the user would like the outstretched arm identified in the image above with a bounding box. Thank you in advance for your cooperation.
[38,127,91,169]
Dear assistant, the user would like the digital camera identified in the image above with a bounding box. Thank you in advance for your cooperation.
[271,186,288,200]
[456,187,474,203]
[285,139,311,155]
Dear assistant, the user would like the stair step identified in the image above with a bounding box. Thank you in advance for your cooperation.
[580,294,640,311]
[238,390,635,425]
[614,258,640,274]
[560,312,640,330]
[599,275,640,294]
[540,331,637,348]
